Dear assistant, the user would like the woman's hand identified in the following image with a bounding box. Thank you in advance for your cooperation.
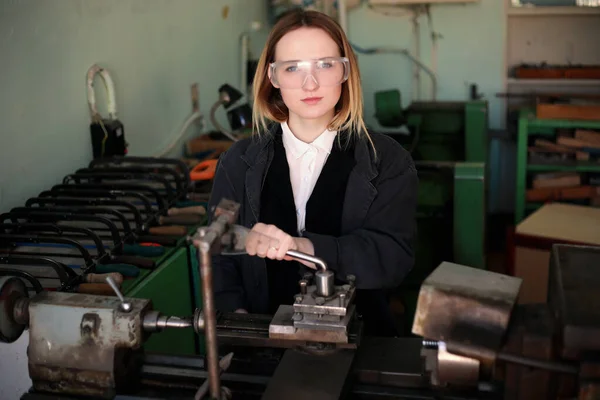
[245,223,316,268]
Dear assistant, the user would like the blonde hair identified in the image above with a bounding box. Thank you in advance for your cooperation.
[251,9,372,148]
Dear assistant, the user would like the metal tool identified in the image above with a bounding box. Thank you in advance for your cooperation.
[194,352,234,400]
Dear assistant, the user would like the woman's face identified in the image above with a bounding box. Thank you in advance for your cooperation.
[271,27,343,124]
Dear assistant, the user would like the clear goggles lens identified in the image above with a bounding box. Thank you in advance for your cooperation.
[270,57,350,89]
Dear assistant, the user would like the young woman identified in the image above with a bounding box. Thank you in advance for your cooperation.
[208,9,418,337]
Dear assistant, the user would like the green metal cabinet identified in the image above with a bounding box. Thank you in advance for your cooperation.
[454,162,486,269]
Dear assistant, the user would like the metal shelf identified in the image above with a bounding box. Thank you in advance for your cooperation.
[515,109,600,223]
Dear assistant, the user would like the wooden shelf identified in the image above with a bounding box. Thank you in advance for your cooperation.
[508,6,600,16]
[507,78,600,86]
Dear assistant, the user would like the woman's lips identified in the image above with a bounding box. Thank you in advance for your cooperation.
[301,97,323,105]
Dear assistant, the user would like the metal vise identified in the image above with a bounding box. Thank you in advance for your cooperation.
[411,261,522,388]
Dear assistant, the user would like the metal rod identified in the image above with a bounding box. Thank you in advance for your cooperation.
[286,250,327,271]
[497,352,579,375]
[199,246,221,399]
[164,316,193,329]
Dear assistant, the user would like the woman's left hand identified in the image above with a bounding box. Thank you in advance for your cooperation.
[245,223,316,268]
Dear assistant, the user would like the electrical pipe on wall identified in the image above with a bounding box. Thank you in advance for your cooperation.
[351,43,437,100]
[156,111,204,158]
[338,0,348,33]
[412,13,421,101]
[239,21,262,100]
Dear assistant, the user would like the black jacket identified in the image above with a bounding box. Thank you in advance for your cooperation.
[207,124,419,317]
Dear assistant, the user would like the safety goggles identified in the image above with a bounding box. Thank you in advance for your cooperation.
[269,57,350,89]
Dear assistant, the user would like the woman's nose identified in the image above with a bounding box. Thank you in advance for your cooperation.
[302,74,319,91]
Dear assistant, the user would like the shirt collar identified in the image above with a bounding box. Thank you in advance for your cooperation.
[281,121,337,159]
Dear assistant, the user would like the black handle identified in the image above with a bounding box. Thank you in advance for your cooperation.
[0,255,77,284]
[0,210,122,249]
[0,223,106,257]
[51,183,167,211]
[39,189,154,217]
[89,156,191,187]
[25,197,144,231]
[63,172,175,202]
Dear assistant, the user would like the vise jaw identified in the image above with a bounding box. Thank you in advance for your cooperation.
[26,291,152,399]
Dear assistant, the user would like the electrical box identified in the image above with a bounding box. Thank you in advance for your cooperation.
[369,0,479,4]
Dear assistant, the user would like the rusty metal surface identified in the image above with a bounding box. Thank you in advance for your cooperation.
[198,245,221,399]
[412,262,522,361]
[213,198,240,223]
[292,283,355,317]
[549,244,600,354]
[269,305,352,344]
[27,291,150,398]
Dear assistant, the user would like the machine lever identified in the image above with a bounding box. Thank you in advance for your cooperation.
[106,276,132,312]
[286,249,327,271]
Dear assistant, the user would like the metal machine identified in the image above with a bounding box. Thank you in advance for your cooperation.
[1,198,600,399]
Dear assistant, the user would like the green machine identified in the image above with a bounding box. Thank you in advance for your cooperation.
[374,90,488,335]
[122,229,205,356]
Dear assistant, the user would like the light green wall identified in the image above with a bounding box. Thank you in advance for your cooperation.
[0,0,267,211]
[347,1,505,131]
[0,0,505,212]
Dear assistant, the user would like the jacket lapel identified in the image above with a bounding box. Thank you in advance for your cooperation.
[341,136,379,232]
[240,125,278,223]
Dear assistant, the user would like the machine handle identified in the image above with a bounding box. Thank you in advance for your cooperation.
[106,276,132,312]
[218,224,329,271]
[286,249,327,271]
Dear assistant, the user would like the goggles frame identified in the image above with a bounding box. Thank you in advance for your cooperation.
[269,56,350,89]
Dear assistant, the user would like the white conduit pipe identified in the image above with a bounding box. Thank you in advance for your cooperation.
[86,64,117,120]
[338,0,348,33]
[156,111,203,158]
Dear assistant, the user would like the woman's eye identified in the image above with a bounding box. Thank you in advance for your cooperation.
[318,62,333,69]
[285,66,298,72]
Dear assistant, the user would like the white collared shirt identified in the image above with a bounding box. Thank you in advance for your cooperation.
[281,121,337,235]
